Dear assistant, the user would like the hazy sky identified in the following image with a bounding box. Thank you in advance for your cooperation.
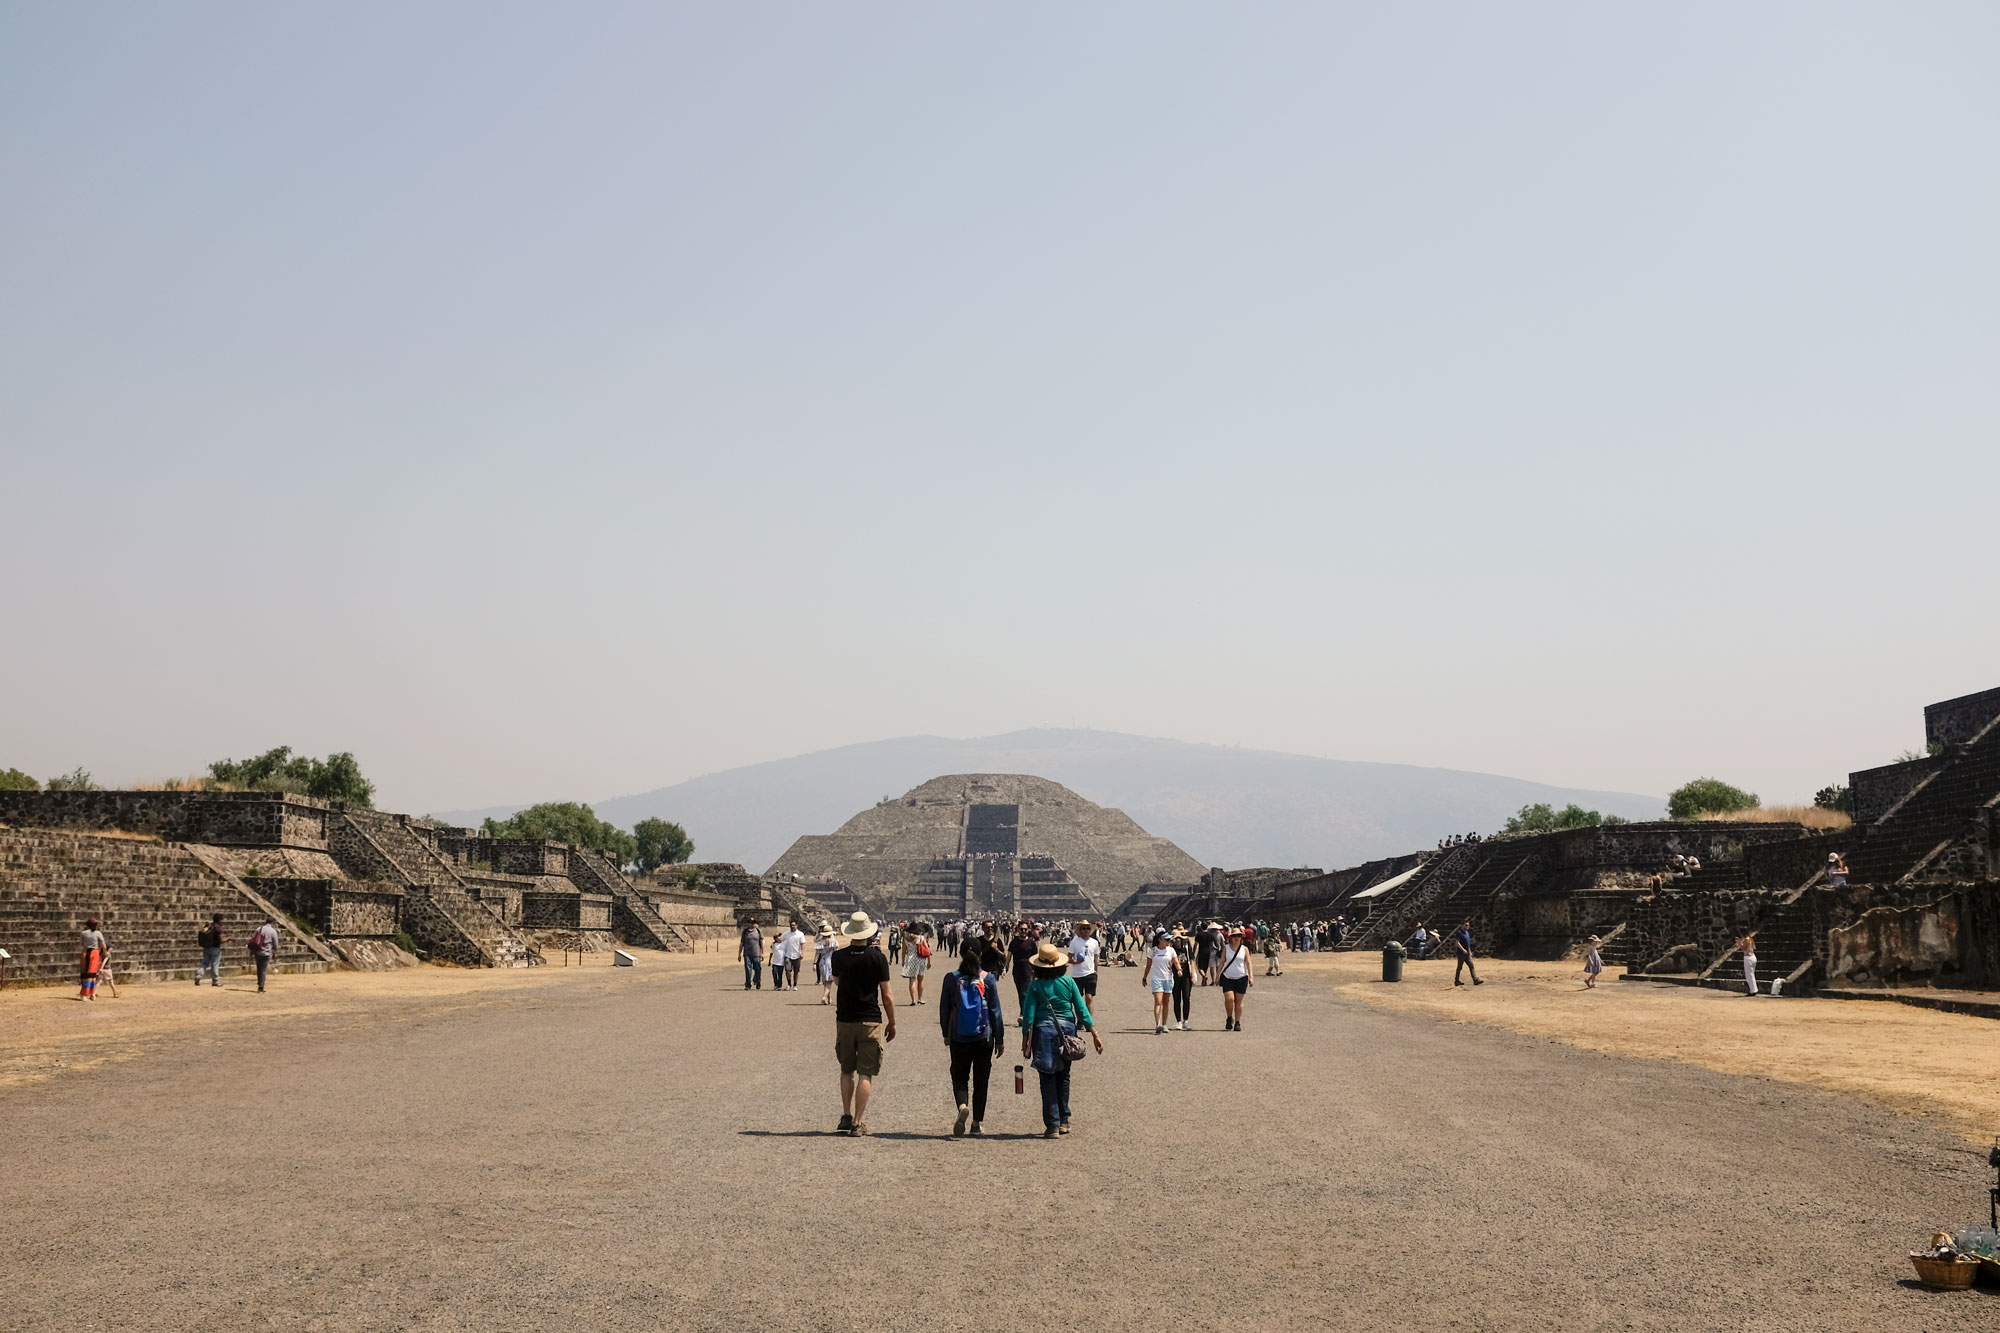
[4,2,1995,817]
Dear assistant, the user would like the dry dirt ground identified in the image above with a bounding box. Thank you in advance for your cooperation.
[1,948,1995,1332]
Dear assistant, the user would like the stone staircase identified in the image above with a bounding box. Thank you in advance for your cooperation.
[336,812,535,968]
[894,859,972,920]
[1694,890,1820,995]
[1848,717,2000,885]
[1342,847,1477,952]
[1421,839,1542,930]
[0,830,337,984]
[1016,855,1095,920]
[567,848,692,952]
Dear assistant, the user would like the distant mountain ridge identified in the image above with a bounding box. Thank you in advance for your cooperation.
[437,729,1663,874]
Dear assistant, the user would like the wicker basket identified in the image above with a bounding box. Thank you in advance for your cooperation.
[1910,1255,1979,1290]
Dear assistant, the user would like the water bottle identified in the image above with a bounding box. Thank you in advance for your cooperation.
[1014,1064,1025,1094]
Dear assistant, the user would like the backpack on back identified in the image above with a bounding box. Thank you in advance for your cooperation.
[950,971,990,1041]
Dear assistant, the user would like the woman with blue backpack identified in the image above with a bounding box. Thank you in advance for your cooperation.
[940,940,1007,1137]
[1019,941,1104,1138]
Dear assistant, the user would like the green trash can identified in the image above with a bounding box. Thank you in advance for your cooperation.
[1382,940,1406,982]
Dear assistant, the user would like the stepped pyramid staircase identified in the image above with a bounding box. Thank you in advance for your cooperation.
[1847,714,2000,886]
[336,812,536,968]
[1419,838,1544,936]
[567,847,692,952]
[0,829,339,984]
[1016,855,1094,919]
[1693,885,1820,995]
[1342,846,1479,952]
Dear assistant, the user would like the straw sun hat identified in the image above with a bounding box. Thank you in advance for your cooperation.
[1030,941,1068,972]
[838,911,879,942]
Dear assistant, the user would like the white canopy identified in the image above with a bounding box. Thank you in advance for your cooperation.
[1349,866,1418,901]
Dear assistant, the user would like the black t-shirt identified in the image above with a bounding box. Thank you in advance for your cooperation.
[1008,936,1036,981]
[832,944,890,1023]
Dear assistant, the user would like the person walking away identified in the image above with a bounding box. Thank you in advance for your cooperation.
[1067,920,1101,1017]
[248,916,279,993]
[1144,931,1178,1034]
[1022,942,1102,1136]
[197,914,226,987]
[739,920,765,991]
[1262,930,1283,976]
[1195,924,1217,986]
[1582,934,1603,989]
[1169,928,1195,1030]
[903,929,932,1006]
[77,917,108,1001]
[830,912,897,1136]
[1451,919,1482,987]
[1738,932,1758,997]
[814,923,838,1004]
[940,941,1006,1137]
[783,921,807,990]
[1219,928,1253,1031]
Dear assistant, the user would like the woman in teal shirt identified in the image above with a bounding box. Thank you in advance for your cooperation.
[1019,941,1105,1137]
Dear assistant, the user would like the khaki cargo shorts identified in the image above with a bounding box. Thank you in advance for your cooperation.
[835,1021,885,1078]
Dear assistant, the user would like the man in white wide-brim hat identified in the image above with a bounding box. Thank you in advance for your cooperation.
[830,911,896,1136]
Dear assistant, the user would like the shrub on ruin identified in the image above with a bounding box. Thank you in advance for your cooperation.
[0,767,39,791]
[633,817,693,871]
[44,767,99,791]
[207,747,375,807]
[1813,785,1851,813]
[1503,802,1602,834]
[1665,777,1758,820]
[482,802,639,866]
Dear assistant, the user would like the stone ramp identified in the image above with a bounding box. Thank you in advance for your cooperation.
[0,829,337,984]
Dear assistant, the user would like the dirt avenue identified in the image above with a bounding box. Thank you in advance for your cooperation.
[1,952,1993,1333]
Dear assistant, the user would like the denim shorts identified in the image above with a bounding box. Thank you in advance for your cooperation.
[1151,976,1175,994]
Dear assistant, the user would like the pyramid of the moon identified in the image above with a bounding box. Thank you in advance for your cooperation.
[766,774,1206,919]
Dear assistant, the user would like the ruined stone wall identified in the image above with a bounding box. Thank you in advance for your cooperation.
[257,878,404,937]
[1620,888,1792,972]
[1850,756,1945,826]
[1925,686,2000,748]
[1825,887,1998,987]
[0,790,331,850]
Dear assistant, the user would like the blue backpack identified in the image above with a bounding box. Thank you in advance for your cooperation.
[951,971,990,1041]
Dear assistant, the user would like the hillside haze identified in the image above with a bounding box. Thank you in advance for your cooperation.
[441,730,1663,874]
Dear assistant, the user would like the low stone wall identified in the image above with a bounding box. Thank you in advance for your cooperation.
[257,878,404,937]
[519,891,612,930]
[1620,887,1791,972]
[1850,756,1945,826]
[0,790,332,850]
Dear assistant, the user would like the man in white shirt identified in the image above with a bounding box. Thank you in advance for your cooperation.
[783,923,807,990]
[1067,920,1102,1013]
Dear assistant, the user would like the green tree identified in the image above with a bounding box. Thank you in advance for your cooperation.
[1503,802,1602,834]
[208,747,374,807]
[483,802,638,865]
[1666,777,1759,820]
[1813,785,1851,814]
[0,768,40,791]
[632,817,693,871]
[45,767,99,791]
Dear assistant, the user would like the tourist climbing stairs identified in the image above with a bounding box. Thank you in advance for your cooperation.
[338,812,535,967]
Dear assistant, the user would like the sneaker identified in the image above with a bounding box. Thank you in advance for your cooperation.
[1058,1122,1071,1136]
[852,1121,869,1137]
[969,1122,983,1136]
[1043,1126,1060,1139]
[1156,1024,1167,1034]
[954,1104,970,1137]
[1473,979,1484,986]
[837,1114,855,1136]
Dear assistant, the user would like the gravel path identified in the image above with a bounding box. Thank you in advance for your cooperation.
[2,957,1993,1331]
